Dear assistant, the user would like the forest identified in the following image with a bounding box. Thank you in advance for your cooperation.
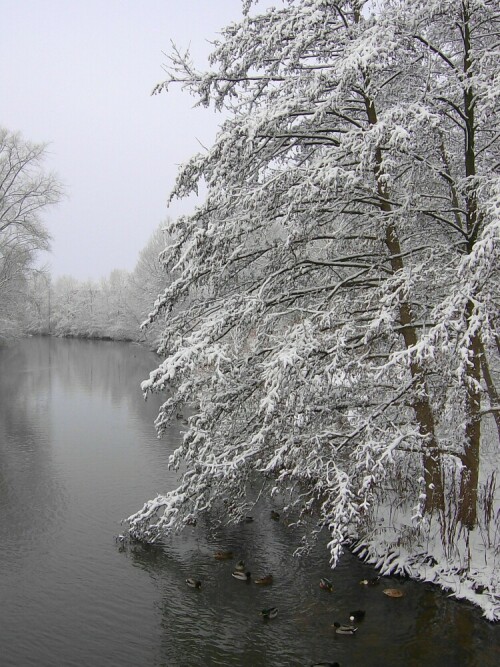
[0,125,167,346]
[2,0,499,620]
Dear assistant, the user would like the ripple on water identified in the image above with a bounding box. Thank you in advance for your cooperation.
[1,338,499,667]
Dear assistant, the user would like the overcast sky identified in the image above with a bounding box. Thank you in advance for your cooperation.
[1,0,258,281]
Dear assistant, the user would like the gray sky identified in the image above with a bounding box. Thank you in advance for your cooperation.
[1,0,251,281]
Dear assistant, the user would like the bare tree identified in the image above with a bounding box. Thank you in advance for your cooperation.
[0,127,63,338]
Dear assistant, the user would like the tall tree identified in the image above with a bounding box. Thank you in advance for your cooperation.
[129,0,499,565]
[0,127,62,338]
[392,0,500,529]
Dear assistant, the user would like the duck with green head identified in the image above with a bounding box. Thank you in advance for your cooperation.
[319,577,333,592]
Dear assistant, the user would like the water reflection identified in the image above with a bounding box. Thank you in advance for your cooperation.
[0,339,65,555]
[0,337,171,666]
[0,337,498,667]
[123,502,500,667]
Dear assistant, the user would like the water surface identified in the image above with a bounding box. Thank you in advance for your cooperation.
[0,337,498,666]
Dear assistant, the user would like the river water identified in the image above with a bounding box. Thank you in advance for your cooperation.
[0,336,498,667]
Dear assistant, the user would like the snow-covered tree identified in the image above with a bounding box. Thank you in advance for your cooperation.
[33,223,173,343]
[127,221,174,343]
[0,127,62,339]
[128,0,499,573]
[385,0,500,530]
[23,269,52,334]
[50,275,82,335]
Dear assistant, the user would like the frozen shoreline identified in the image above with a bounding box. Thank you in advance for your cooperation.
[351,536,500,622]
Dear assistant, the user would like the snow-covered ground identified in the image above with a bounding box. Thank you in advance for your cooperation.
[352,420,500,622]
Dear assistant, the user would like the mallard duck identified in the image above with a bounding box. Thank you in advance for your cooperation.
[320,577,333,591]
[261,607,278,619]
[232,570,251,581]
[214,550,233,560]
[383,588,404,598]
[186,578,201,589]
[333,622,357,635]
[349,610,365,622]
[270,510,280,521]
[359,576,380,586]
[234,560,245,572]
[254,574,273,585]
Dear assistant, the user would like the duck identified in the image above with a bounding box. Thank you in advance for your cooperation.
[261,607,278,619]
[186,578,201,589]
[349,610,365,622]
[214,550,233,560]
[243,516,254,523]
[359,576,380,586]
[234,560,245,572]
[232,570,251,581]
[383,588,404,598]
[319,577,333,591]
[270,510,280,521]
[254,574,273,585]
[333,622,357,635]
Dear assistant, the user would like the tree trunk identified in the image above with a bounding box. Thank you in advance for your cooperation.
[363,94,445,518]
[458,1,481,529]
[458,324,481,529]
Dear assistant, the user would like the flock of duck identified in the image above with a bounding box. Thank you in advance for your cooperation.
[186,548,279,619]
[183,510,406,665]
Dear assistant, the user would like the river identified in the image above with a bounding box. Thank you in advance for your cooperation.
[0,337,498,666]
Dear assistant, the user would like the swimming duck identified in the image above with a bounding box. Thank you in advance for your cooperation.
[234,560,245,572]
[383,588,404,598]
[270,510,280,521]
[254,574,273,585]
[186,578,201,589]
[349,610,365,622]
[232,570,251,581]
[261,607,278,619]
[333,622,357,635]
[214,550,233,560]
[359,576,380,586]
[319,577,333,591]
